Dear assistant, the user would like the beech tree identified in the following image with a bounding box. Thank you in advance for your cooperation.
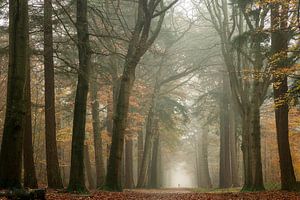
[0,0,29,189]
[23,55,38,188]
[203,0,272,191]
[105,0,178,191]
[44,0,64,189]
[68,0,91,192]
[219,75,231,188]
[271,1,299,191]
[90,73,106,188]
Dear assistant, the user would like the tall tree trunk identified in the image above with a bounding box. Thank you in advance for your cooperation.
[104,0,168,190]
[250,102,264,191]
[219,78,232,188]
[106,84,114,167]
[105,64,136,191]
[121,142,125,189]
[68,0,91,192]
[138,130,144,176]
[271,4,297,191]
[149,133,159,189]
[199,128,212,188]
[23,57,38,188]
[195,139,200,188]
[157,143,162,188]
[60,148,68,186]
[241,103,264,191]
[84,145,95,189]
[44,0,63,189]
[241,109,252,191]
[106,78,120,171]
[137,105,157,188]
[90,75,105,188]
[247,37,265,191]
[137,85,159,188]
[124,138,135,189]
[229,106,239,187]
[0,0,28,189]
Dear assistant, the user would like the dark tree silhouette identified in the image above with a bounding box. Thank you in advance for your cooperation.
[0,0,29,189]
[44,0,64,189]
[68,0,91,192]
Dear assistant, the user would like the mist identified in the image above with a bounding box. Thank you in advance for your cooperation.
[0,0,299,199]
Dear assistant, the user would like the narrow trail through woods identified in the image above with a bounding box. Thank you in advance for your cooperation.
[127,188,193,194]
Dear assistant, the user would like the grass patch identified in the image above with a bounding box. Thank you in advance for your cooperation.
[264,183,281,191]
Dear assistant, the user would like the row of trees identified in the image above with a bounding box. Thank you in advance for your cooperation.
[199,0,300,191]
[0,0,191,192]
[0,0,299,194]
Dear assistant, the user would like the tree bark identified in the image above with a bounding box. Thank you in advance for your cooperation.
[104,0,169,191]
[90,75,105,188]
[250,101,264,191]
[199,128,212,188]
[196,139,200,188]
[219,77,232,188]
[23,56,38,188]
[104,2,168,186]
[157,142,163,188]
[137,88,159,188]
[138,130,144,177]
[105,64,136,191]
[0,0,29,189]
[271,4,297,191]
[246,35,265,191]
[241,108,252,191]
[121,142,125,189]
[84,145,96,189]
[148,132,160,189]
[206,0,268,191]
[124,138,135,189]
[241,102,264,191]
[68,0,91,192]
[44,0,63,189]
[105,78,120,170]
[229,106,239,187]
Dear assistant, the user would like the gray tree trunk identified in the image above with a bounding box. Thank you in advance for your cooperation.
[90,75,105,188]
[124,138,135,189]
[229,106,239,187]
[198,128,212,188]
[68,0,91,192]
[104,0,168,191]
[137,87,159,188]
[138,130,144,176]
[219,76,232,188]
[84,145,96,189]
[148,133,160,188]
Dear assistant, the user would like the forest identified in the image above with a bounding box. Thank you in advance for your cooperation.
[0,0,300,199]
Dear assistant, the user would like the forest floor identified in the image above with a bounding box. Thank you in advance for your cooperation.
[44,188,300,200]
[2,188,300,199]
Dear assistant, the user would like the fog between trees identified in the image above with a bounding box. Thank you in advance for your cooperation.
[0,0,299,195]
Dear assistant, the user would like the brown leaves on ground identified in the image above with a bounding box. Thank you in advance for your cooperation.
[1,189,300,200]
[44,190,300,200]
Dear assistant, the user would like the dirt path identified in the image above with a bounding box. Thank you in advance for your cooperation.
[42,189,300,200]
[127,188,193,194]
